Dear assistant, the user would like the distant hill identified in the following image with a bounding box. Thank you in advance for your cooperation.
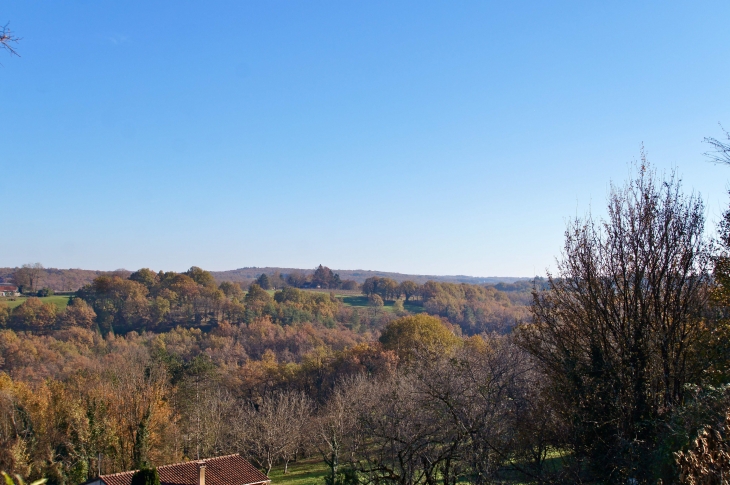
[0,266,528,291]
[209,267,528,285]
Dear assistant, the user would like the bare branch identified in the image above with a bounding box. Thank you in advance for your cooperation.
[703,123,730,165]
[0,22,21,58]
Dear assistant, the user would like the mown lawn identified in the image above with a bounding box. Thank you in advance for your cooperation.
[269,458,328,485]
[0,295,71,310]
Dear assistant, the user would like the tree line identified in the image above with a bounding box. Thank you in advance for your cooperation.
[1,267,529,337]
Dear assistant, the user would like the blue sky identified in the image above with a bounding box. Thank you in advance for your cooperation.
[1,1,729,277]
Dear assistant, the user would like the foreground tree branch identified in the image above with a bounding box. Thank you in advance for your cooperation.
[0,23,20,57]
[704,124,730,165]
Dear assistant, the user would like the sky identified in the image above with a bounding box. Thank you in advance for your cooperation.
[1,1,730,277]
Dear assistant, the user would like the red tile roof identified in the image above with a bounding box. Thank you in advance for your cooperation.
[0,285,17,292]
[100,455,270,485]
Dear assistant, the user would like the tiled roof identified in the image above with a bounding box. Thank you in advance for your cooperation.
[0,285,17,291]
[100,455,270,485]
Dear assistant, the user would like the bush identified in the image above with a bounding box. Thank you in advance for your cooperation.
[131,468,160,485]
[36,288,54,297]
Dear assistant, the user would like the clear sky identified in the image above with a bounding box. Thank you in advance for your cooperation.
[2,1,729,277]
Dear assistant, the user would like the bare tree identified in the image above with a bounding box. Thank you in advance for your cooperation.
[236,391,312,476]
[175,358,237,460]
[354,373,435,485]
[413,337,556,485]
[316,378,365,485]
[519,160,711,482]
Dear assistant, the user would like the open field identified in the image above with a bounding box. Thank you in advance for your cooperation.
[299,288,362,297]
[341,295,424,314]
[269,458,328,485]
[263,288,424,314]
[0,295,71,310]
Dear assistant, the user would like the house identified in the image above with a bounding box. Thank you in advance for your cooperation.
[86,455,270,485]
[0,285,19,297]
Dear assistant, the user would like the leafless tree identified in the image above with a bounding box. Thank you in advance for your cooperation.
[350,337,550,485]
[177,381,236,460]
[519,160,711,482]
[236,391,312,476]
[414,337,561,485]
[316,378,366,485]
[354,373,437,485]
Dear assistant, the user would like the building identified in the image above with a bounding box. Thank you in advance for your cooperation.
[86,455,270,485]
[0,285,19,297]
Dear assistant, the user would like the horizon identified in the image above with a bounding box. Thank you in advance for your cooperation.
[2,1,729,276]
[0,263,532,281]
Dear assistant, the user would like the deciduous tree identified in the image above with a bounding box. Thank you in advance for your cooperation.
[519,162,711,483]
[379,314,460,363]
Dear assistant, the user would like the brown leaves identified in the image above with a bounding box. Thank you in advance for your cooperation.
[675,411,730,485]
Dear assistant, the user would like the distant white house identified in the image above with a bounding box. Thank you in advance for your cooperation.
[0,285,19,297]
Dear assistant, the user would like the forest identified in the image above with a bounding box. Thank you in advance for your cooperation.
[1,163,729,485]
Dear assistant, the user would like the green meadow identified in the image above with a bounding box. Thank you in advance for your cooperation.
[269,458,328,485]
[0,295,71,310]
[341,295,424,314]
[262,287,425,314]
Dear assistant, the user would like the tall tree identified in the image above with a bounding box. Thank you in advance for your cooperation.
[316,381,362,485]
[312,265,336,289]
[256,274,272,290]
[236,391,312,476]
[184,267,217,289]
[12,264,43,293]
[398,281,420,302]
[518,162,711,483]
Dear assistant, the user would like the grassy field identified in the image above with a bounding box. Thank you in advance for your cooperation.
[267,455,555,485]
[341,295,424,314]
[262,288,423,315]
[0,295,71,310]
[269,458,328,485]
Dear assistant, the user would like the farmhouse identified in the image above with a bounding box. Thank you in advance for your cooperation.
[86,455,270,485]
[0,285,19,297]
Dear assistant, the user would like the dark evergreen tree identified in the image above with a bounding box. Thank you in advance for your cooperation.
[256,273,272,290]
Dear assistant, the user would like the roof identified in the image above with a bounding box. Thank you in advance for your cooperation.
[0,285,17,291]
[99,454,270,485]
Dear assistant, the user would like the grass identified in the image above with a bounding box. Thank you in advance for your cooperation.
[268,454,560,485]
[341,295,425,314]
[0,295,71,310]
[254,287,426,315]
[269,457,328,485]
